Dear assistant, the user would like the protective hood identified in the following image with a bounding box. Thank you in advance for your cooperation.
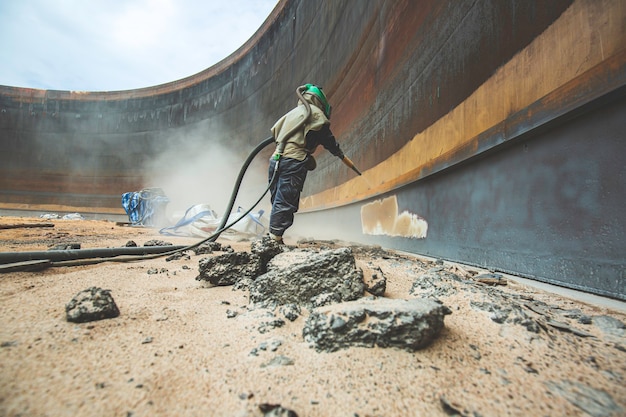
[300,91,329,118]
[271,94,329,161]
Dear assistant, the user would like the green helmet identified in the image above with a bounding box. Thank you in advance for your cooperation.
[304,83,332,119]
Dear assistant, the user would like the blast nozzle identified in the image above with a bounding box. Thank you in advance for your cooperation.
[341,156,362,176]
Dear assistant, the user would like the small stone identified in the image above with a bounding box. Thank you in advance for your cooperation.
[65,287,120,323]
[259,403,299,417]
[279,304,301,321]
[260,355,294,368]
[143,240,173,246]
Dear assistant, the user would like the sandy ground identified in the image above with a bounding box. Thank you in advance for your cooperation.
[0,215,625,417]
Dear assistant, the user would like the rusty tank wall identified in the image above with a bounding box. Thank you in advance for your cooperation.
[0,0,624,299]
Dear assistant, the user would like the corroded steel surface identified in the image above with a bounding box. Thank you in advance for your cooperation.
[0,0,624,298]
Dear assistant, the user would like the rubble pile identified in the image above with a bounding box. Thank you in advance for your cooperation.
[195,236,452,352]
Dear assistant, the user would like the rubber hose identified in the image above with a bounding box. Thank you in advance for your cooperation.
[209,135,275,242]
[0,245,188,264]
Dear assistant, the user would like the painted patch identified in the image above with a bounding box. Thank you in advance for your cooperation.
[361,195,427,239]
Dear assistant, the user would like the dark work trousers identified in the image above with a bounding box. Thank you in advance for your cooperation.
[268,157,309,236]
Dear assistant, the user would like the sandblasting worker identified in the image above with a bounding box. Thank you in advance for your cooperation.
[268,84,344,243]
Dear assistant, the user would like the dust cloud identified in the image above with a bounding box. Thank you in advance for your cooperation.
[144,127,272,227]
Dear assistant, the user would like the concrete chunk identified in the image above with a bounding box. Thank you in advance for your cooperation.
[196,252,262,286]
[66,287,120,323]
[303,298,451,352]
[249,247,364,308]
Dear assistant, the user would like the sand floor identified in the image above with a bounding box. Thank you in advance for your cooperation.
[0,216,625,417]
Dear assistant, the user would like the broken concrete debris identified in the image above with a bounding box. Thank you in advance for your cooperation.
[409,269,462,300]
[249,247,365,308]
[303,298,452,352]
[545,380,623,417]
[196,236,281,286]
[361,263,387,296]
[197,251,263,286]
[143,239,173,247]
[279,303,301,321]
[473,272,507,286]
[259,403,299,417]
[193,241,234,255]
[251,338,283,356]
[48,242,81,250]
[260,354,294,368]
[195,238,453,351]
[470,300,541,332]
[592,315,626,336]
[250,235,284,271]
[66,287,120,323]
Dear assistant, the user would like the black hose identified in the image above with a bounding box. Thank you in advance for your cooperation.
[0,245,188,264]
[209,136,275,242]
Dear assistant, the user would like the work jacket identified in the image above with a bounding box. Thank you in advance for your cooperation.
[271,94,343,165]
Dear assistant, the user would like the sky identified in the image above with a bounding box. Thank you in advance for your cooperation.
[0,0,277,92]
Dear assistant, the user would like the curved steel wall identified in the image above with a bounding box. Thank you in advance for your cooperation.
[0,0,624,298]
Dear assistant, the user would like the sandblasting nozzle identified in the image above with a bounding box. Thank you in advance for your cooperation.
[341,156,362,176]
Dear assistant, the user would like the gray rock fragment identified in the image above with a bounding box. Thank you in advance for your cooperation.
[249,248,364,308]
[266,250,313,271]
[250,338,283,356]
[279,304,301,321]
[49,242,81,250]
[545,380,622,417]
[409,270,460,299]
[260,355,294,368]
[592,315,625,337]
[233,277,254,291]
[361,262,386,296]
[258,318,285,334]
[470,301,540,333]
[143,240,172,246]
[310,292,342,308]
[196,252,262,286]
[196,237,285,288]
[259,403,298,417]
[193,241,223,255]
[303,298,451,352]
[440,394,472,417]
[251,236,284,272]
[66,287,120,323]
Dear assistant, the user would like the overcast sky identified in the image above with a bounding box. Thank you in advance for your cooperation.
[0,0,277,92]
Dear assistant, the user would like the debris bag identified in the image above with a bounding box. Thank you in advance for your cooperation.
[62,213,84,220]
[121,188,169,226]
[159,204,219,237]
[160,205,267,239]
[226,207,268,238]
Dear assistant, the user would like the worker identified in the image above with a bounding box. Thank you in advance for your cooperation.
[268,84,345,244]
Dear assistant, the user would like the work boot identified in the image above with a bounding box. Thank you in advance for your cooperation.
[269,233,283,244]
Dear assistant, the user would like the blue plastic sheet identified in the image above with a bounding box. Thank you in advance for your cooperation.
[121,188,169,226]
